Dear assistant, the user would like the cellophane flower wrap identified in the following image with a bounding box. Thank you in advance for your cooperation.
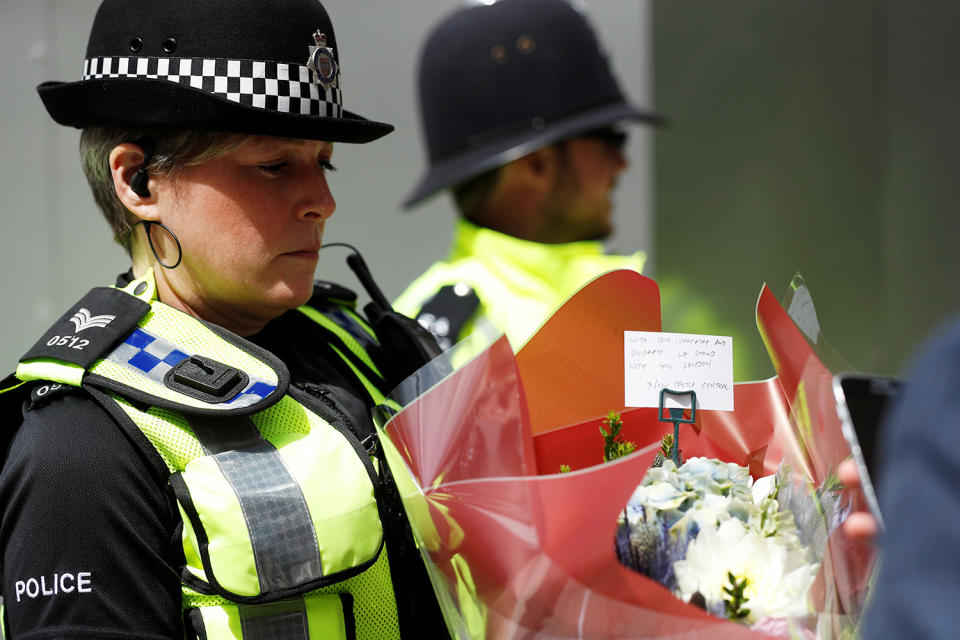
[376,271,875,639]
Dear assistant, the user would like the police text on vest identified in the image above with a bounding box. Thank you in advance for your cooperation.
[15,573,92,602]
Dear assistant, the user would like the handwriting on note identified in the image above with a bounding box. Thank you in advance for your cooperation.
[623,331,734,411]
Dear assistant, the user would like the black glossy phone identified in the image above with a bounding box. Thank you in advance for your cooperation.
[832,373,902,529]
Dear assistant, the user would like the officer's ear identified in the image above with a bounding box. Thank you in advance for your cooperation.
[513,146,560,193]
[110,143,160,217]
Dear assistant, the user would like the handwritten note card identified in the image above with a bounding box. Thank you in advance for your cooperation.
[624,331,734,411]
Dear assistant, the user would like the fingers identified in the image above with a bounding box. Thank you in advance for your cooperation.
[843,511,879,541]
[837,458,880,541]
[838,458,861,490]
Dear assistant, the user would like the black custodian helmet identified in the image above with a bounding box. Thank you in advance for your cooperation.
[403,0,662,207]
[37,0,393,143]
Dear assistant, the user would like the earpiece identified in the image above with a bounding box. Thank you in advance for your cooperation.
[129,137,156,198]
[130,167,151,197]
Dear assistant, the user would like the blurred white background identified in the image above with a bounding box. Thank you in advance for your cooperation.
[0,0,655,367]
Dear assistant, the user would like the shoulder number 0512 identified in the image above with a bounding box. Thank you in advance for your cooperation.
[46,335,90,350]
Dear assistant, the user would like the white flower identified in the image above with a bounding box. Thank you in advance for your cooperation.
[625,481,684,527]
[673,519,818,624]
[626,458,760,533]
[752,474,777,505]
[688,492,732,530]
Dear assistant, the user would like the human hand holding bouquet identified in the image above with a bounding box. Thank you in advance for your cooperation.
[837,460,879,541]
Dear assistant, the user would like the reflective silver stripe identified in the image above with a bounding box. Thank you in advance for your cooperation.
[189,415,323,592]
[239,599,310,640]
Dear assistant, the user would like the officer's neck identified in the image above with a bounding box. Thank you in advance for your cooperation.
[142,265,279,337]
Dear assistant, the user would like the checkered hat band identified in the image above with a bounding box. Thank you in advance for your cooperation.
[83,56,343,118]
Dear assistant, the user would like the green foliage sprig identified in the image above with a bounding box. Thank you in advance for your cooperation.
[651,432,684,468]
[659,433,674,459]
[723,571,751,621]
[600,411,637,462]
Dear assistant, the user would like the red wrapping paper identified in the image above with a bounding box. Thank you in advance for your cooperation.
[380,270,874,639]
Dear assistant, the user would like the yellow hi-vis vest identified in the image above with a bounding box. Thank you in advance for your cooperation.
[12,272,403,640]
[394,218,646,354]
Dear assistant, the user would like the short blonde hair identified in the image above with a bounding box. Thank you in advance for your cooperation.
[79,127,250,254]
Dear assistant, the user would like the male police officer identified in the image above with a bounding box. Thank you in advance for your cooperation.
[394,0,661,352]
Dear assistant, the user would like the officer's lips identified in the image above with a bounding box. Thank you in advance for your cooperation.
[281,245,321,260]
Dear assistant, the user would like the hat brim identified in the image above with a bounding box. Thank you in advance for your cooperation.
[38,78,393,144]
[402,100,663,208]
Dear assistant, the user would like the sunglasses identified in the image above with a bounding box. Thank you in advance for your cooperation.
[578,127,629,152]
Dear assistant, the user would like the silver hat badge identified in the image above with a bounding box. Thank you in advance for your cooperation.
[307,31,338,89]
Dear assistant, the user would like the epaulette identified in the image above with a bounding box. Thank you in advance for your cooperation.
[27,380,83,409]
[414,283,481,351]
[14,272,288,417]
[308,280,358,307]
[0,373,82,418]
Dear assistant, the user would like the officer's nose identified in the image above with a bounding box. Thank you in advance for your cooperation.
[297,173,336,222]
[611,147,628,173]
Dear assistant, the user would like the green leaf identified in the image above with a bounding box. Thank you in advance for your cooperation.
[600,410,637,463]
[723,572,751,622]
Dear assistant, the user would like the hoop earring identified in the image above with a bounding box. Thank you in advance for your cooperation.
[139,220,183,269]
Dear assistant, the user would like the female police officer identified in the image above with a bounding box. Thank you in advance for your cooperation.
[0,1,446,638]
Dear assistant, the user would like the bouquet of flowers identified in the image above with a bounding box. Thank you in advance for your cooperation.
[617,453,844,637]
[377,270,874,639]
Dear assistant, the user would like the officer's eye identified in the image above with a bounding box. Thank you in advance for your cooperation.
[257,162,287,177]
[319,159,337,173]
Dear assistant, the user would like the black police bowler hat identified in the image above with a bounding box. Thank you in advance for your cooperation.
[37,0,393,143]
[403,0,663,208]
